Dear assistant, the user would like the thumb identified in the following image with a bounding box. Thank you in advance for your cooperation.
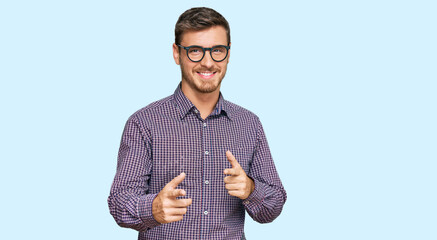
[226,151,240,168]
[165,172,186,190]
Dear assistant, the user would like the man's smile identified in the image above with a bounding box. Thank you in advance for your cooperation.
[197,71,217,79]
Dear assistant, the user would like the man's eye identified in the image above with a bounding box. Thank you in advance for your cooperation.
[212,47,226,53]
[189,48,202,54]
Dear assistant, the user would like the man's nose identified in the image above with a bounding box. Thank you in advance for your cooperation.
[200,50,214,68]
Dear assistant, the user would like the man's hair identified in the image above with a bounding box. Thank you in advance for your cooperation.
[175,7,230,45]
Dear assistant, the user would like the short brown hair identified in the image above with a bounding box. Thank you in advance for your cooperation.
[175,7,230,45]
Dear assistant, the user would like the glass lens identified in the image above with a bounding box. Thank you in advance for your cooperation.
[187,47,204,61]
[211,46,227,61]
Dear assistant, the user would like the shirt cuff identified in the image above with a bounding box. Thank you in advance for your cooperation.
[138,193,161,229]
[242,178,264,210]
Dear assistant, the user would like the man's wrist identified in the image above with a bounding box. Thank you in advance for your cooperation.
[249,178,255,195]
[244,176,255,199]
[242,178,264,207]
[139,193,161,228]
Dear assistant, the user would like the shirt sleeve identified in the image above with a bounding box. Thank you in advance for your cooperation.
[107,114,161,231]
[243,118,287,223]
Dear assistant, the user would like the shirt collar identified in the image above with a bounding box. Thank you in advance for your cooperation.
[173,83,233,120]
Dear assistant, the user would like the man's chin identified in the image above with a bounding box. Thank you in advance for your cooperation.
[195,84,219,93]
[194,79,221,93]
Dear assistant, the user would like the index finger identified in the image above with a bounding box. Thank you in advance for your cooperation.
[226,151,241,168]
[165,172,186,190]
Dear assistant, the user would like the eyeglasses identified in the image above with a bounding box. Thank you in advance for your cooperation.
[178,45,230,62]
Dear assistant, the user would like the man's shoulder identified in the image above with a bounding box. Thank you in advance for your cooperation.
[128,95,174,121]
[223,99,260,122]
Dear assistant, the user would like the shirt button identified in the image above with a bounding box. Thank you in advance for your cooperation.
[194,109,198,113]
[205,151,209,155]
[204,210,209,215]
[204,180,210,185]
[203,123,207,127]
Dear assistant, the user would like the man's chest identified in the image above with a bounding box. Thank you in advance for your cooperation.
[148,115,256,188]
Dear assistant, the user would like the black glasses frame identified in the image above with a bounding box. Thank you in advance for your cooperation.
[177,44,231,62]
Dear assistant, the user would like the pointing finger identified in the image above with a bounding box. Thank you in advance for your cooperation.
[226,151,241,168]
[165,172,186,190]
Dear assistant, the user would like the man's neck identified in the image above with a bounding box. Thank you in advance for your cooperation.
[180,82,220,120]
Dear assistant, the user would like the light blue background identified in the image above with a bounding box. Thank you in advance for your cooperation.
[1,1,436,239]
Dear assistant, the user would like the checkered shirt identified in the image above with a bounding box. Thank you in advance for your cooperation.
[108,84,287,240]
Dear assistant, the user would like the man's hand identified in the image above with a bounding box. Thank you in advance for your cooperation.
[152,172,192,224]
[224,151,255,200]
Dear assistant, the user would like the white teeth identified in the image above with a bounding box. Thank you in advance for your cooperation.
[199,72,213,76]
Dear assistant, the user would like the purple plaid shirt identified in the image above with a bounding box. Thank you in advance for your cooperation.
[108,84,286,240]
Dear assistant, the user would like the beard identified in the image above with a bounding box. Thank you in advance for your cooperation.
[179,58,227,94]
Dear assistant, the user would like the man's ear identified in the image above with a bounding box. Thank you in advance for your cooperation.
[173,43,180,65]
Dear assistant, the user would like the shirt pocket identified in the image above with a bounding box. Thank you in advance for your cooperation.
[152,144,186,188]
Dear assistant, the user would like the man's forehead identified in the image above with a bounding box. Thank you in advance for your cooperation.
[180,26,228,46]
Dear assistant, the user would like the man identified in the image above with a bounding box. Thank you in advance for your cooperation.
[108,7,286,240]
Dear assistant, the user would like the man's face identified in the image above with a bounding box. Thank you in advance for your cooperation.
[173,26,230,94]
